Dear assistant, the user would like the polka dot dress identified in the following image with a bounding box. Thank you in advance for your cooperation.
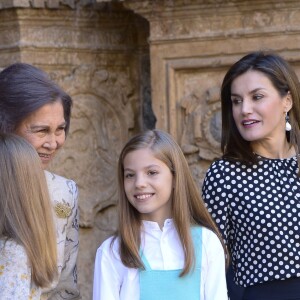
[202,155,300,287]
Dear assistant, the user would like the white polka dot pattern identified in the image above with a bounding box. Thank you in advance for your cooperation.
[202,156,300,287]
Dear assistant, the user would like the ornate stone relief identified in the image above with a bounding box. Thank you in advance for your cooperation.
[50,65,135,228]
[124,0,300,43]
[180,84,222,161]
[163,62,226,189]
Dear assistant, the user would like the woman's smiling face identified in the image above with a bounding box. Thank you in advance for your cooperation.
[15,101,66,169]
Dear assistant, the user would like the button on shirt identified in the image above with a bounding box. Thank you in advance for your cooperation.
[93,219,227,300]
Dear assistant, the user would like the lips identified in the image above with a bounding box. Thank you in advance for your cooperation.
[242,119,260,127]
[38,153,54,163]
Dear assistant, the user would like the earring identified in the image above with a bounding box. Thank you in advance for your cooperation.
[285,112,292,131]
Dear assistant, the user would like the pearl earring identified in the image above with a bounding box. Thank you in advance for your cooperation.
[285,112,292,131]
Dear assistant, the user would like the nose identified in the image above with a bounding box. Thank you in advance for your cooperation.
[43,134,59,150]
[241,99,253,115]
[135,174,147,189]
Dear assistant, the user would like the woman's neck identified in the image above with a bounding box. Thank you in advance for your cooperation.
[251,138,295,159]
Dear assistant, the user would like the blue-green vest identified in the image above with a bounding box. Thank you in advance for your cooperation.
[139,227,202,300]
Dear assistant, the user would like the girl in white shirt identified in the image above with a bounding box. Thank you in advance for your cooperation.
[93,129,228,300]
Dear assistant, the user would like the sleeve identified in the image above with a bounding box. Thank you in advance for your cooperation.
[202,160,232,248]
[202,230,228,300]
[0,241,40,300]
[93,240,122,300]
[50,180,80,300]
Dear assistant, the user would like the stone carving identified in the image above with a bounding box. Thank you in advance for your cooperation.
[3,2,300,299]
[125,0,300,42]
[180,85,222,161]
[50,65,135,227]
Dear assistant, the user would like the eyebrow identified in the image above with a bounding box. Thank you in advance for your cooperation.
[30,125,49,130]
[231,87,266,97]
[124,164,161,171]
[30,122,67,130]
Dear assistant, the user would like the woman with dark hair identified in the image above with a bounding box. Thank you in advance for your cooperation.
[0,63,80,299]
[202,51,300,300]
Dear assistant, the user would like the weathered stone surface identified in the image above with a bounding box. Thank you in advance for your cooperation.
[50,65,135,227]
[0,5,148,299]
[2,1,300,299]
[124,0,300,191]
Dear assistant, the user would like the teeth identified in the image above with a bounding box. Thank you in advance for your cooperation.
[136,194,152,200]
[243,121,256,125]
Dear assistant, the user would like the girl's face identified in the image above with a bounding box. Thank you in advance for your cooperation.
[231,70,292,148]
[123,148,173,227]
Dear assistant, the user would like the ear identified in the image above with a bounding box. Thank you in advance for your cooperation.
[284,91,293,112]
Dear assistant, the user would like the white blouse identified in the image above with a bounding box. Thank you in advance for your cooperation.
[93,219,228,300]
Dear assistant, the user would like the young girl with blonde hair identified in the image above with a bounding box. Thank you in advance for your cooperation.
[0,134,57,299]
[93,129,228,300]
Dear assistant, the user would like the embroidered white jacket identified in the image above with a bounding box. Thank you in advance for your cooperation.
[42,171,80,300]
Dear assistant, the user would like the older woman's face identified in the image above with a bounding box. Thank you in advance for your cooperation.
[15,101,66,169]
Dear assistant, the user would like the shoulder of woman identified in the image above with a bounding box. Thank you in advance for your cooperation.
[0,239,28,265]
[44,170,76,186]
[44,171,77,195]
[207,157,242,176]
[44,171,78,215]
[212,157,233,168]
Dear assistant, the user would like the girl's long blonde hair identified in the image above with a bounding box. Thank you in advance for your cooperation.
[0,134,57,287]
[115,129,227,276]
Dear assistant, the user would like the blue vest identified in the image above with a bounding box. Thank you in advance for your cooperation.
[139,226,202,300]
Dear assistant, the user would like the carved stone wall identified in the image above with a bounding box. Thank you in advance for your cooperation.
[0,3,149,299]
[125,0,300,189]
[2,1,300,299]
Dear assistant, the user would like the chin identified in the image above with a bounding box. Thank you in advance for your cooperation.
[240,134,262,142]
[41,161,50,170]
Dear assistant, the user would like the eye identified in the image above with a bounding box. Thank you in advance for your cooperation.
[56,126,66,135]
[124,172,134,179]
[35,129,48,135]
[148,170,158,176]
[253,94,263,101]
[231,97,242,105]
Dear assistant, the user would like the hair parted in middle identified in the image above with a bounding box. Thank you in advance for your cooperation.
[115,129,227,276]
[221,50,300,166]
[0,133,57,287]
